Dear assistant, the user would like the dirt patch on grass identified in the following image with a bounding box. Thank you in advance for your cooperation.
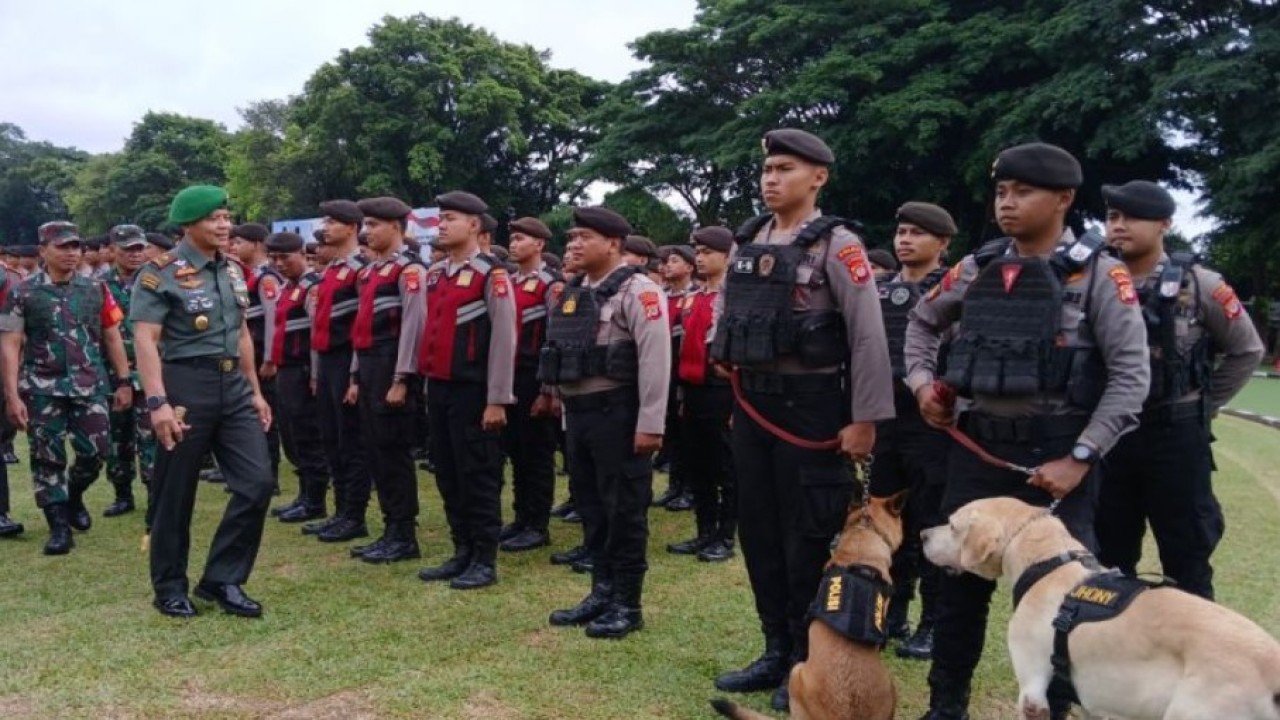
[0,695,36,719]
[460,690,521,720]
[272,562,303,579]
[269,690,378,719]
[522,627,562,650]
[182,679,281,714]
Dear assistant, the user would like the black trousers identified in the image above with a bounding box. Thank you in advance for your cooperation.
[260,374,281,483]
[315,348,371,521]
[679,383,737,541]
[502,366,557,531]
[929,413,1097,701]
[731,375,853,658]
[565,388,652,577]
[356,349,421,524]
[276,364,329,502]
[149,361,274,596]
[1097,415,1222,599]
[428,380,503,563]
[869,399,951,619]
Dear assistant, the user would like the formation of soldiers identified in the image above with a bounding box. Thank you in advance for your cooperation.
[0,129,1265,720]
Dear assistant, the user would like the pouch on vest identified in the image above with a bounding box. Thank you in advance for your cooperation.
[795,310,848,368]
[604,341,639,382]
[808,565,892,648]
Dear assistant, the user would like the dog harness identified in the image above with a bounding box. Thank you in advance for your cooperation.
[808,564,893,648]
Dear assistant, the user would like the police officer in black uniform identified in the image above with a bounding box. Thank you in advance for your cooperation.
[1098,180,1263,600]
[904,144,1151,720]
[870,202,957,661]
[232,223,283,497]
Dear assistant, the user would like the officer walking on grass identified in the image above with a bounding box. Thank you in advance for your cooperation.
[131,185,275,619]
[904,143,1150,720]
[1097,180,1264,601]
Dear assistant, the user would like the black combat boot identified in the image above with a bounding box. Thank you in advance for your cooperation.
[667,517,713,555]
[418,543,473,582]
[897,609,936,660]
[317,515,368,543]
[500,526,550,552]
[42,504,74,555]
[584,572,644,639]
[450,547,498,590]
[282,477,327,523]
[67,490,92,532]
[550,544,589,565]
[0,513,25,537]
[361,522,421,564]
[918,674,971,720]
[714,633,792,693]
[349,530,389,559]
[696,537,735,563]
[549,571,612,626]
[885,596,912,641]
[103,486,135,518]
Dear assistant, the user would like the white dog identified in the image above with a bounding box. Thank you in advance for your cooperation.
[923,496,1280,720]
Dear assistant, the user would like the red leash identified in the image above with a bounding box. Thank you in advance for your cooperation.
[729,369,841,451]
[933,381,1038,476]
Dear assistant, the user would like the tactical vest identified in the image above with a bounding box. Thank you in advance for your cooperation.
[677,289,725,386]
[537,265,642,385]
[943,233,1106,408]
[352,253,421,352]
[1139,254,1209,406]
[420,254,499,384]
[514,266,562,369]
[710,214,854,367]
[879,267,947,378]
[311,257,365,353]
[22,276,106,391]
[807,564,893,648]
[272,272,319,367]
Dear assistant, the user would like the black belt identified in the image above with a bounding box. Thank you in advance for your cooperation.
[167,356,239,373]
[964,412,1088,444]
[562,386,638,413]
[738,370,841,395]
[1139,401,1203,426]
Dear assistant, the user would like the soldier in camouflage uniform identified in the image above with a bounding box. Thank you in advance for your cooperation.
[0,265,23,538]
[102,224,157,518]
[0,222,133,555]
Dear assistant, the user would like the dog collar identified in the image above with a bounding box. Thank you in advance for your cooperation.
[1012,551,1102,608]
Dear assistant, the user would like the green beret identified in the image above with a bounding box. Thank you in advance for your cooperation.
[571,207,633,240]
[896,202,958,237]
[509,217,552,240]
[623,235,658,258]
[435,191,489,216]
[265,232,305,253]
[168,185,229,225]
[763,128,835,166]
[357,197,413,220]
[319,200,363,225]
[1102,180,1175,220]
[691,226,735,253]
[659,244,695,265]
[38,221,81,246]
[231,223,269,242]
[991,143,1082,190]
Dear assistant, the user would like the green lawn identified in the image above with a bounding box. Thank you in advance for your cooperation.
[1,417,1278,719]
[1227,372,1280,418]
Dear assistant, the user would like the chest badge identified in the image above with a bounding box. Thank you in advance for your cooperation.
[890,287,911,306]
[562,297,577,315]
[733,257,755,274]
[523,278,540,293]
[194,315,209,331]
[758,254,776,277]
[457,269,475,288]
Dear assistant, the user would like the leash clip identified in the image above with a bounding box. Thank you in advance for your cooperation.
[1046,497,1063,516]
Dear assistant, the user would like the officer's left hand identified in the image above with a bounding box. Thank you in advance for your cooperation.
[838,422,875,461]
[1029,457,1089,499]
[635,433,662,455]
[112,385,132,412]
[385,381,406,408]
[482,404,507,431]
[252,393,273,431]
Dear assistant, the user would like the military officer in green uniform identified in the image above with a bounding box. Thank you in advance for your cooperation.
[0,221,133,555]
[131,185,275,619]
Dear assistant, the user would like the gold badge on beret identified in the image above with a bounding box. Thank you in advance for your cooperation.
[194,315,209,331]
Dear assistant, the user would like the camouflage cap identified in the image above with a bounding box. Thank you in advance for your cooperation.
[38,221,81,246]
[110,224,148,248]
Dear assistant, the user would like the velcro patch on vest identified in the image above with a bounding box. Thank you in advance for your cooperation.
[1108,266,1138,305]
[1211,283,1242,320]
[837,244,871,285]
[639,291,662,320]
[808,565,891,647]
[733,256,756,274]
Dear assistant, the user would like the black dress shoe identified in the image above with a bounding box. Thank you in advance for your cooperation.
[0,513,24,537]
[418,552,473,582]
[153,595,198,618]
[270,498,303,518]
[561,509,582,524]
[103,498,135,517]
[278,504,326,524]
[571,556,594,574]
[666,535,711,555]
[194,583,263,617]
[665,492,695,511]
[499,521,524,542]
[360,539,421,564]
[302,515,342,536]
[499,528,550,552]
[317,518,369,543]
[550,545,589,565]
[696,539,736,563]
[449,562,497,590]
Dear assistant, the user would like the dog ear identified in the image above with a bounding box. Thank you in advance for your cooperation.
[958,512,1004,578]
[882,490,909,518]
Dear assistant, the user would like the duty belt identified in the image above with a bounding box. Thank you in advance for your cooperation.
[1139,401,1204,426]
[562,386,638,413]
[964,412,1088,444]
[168,356,239,373]
[738,369,842,395]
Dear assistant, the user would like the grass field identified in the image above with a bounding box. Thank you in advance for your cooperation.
[1,416,1278,719]
[1229,373,1280,418]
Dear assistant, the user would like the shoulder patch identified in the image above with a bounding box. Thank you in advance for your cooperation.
[1108,266,1138,305]
[403,267,422,294]
[638,290,663,320]
[490,267,509,297]
[940,263,964,293]
[140,273,161,291]
[837,243,872,285]
[261,275,280,300]
[1211,283,1243,321]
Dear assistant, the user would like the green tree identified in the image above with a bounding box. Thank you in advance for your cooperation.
[602,187,693,245]
[0,123,88,244]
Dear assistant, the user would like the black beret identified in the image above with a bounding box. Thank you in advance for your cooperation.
[991,142,1082,189]
[357,197,412,220]
[896,202,958,237]
[435,191,489,216]
[644,257,663,273]
[571,207,633,239]
[490,245,510,260]
[690,226,735,253]
[265,232,305,253]
[145,232,175,251]
[1102,180,1176,220]
[319,200,364,225]
[231,222,269,242]
[305,242,318,255]
[312,229,327,245]
[357,231,369,246]
[867,248,899,271]
[659,244,695,265]
[480,214,498,234]
[510,217,552,240]
[541,252,562,270]
[763,128,835,166]
[15,245,39,258]
[623,235,658,258]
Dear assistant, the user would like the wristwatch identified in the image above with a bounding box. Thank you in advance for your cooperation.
[145,395,169,412]
[1070,444,1099,465]
[112,375,131,389]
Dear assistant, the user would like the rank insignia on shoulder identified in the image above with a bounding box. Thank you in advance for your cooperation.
[152,253,176,269]
[1109,266,1138,305]
[139,273,161,291]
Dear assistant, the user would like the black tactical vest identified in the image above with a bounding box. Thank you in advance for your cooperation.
[879,267,946,378]
[710,214,855,367]
[537,265,643,385]
[807,564,893,648]
[943,232,1107,408]
[1139,253,1209,405]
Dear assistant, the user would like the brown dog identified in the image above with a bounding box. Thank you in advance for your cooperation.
[712,492,907,720]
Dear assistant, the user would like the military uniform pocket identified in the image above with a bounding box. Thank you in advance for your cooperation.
[795,463,854,538]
